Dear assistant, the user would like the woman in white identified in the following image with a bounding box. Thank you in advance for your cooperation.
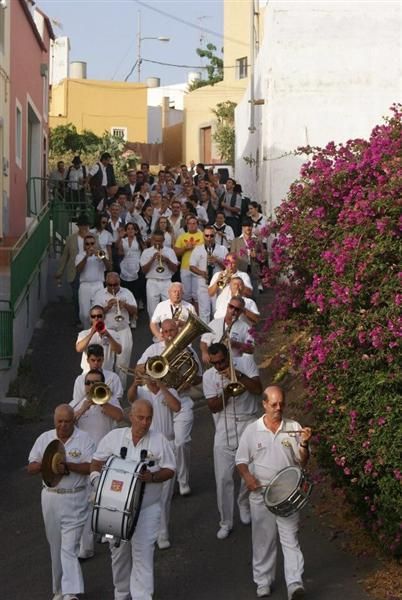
[154,216,174,248]
[90,212,113,263]
[136,203,156,247]
[118,222,146,310]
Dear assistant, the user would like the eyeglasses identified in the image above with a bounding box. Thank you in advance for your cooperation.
[85,242,95,246]
[204,234,215,238]
[90,314,103,319]
[228,304,242,312]
[84,380,100,386]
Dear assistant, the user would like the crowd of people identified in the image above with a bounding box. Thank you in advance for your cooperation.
[29,157,312,600]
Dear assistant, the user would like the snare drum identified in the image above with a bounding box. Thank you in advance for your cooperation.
[263,466,313,518]
[92,456,146,542]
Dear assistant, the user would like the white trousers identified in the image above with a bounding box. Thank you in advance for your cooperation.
[213,419,252,529]
[111,326,133,389]
[146,279,171,318]
[78,281,104,328]
[197,280,215,323]
[41,488,88,596]
[110,502,161,600]
[158,439,176,541]
[250,494,304,588]
[173,405,193,487]
[180,269,198,303]
[79,487,94,556]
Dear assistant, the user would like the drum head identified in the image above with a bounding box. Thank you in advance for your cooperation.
[264,466,301,507]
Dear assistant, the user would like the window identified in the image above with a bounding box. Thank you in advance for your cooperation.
[16,103,22,167]
[236,57,248,80]
[111,127,127,141]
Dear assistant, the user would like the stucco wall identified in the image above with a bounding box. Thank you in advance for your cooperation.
[235,0,402,216]
[0,2,10,239]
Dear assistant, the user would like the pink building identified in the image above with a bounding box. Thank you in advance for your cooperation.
[9,0,54,238]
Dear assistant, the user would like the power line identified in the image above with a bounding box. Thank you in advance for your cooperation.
[142,57,249,70]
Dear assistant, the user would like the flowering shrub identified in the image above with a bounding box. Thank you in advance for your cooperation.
[261,105,402,555]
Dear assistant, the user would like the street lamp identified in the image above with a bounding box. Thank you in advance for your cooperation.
[136,11,170,82]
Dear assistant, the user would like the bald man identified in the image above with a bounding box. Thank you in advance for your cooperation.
[236,386,312,599]
[28,404,95,600]
[91,400,176,600]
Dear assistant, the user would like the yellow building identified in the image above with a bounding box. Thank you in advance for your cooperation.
[184,0,265,164]
[49,77,148,142]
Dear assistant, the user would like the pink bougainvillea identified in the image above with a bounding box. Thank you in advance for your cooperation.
[261,105,401,556]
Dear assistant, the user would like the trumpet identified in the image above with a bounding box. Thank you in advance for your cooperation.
[89,382,112,405]
[96,249,106,260]
[155,244,165,273]
[217,269,232,290]
[113,290,124,322]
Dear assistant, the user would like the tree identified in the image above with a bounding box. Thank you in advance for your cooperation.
[211,101,236,165]
[49,124,101,156]
[188,43,224,91]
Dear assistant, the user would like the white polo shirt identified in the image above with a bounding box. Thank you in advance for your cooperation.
[75,254,105,283]
[140,246,178,280]
[93,287,137,331]
[76,328,120,373]
[200,317,255,356]
[137,386,180,441]
[189,244,228,281]
[72,369,123,408]
[93,427,176,508]
[235,417,303,499]
[29,427,95,490]
[150,299,195,326]
[214,295,260,322]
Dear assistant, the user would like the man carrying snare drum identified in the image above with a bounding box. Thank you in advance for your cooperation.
[236,386,312,600]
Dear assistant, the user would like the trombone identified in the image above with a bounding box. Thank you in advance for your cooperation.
[89,382,112,405]
[220,333,246,451]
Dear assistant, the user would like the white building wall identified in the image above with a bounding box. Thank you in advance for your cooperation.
[147,83,187,110]
[235,0,402,217]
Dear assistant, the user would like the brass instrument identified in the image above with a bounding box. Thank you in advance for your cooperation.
[220,323,246,450]
[96,249,106,260]
[145,312,211,391]
[94,319,106,334]
[155,243,165,273]
[114,290,124,322]
[206,246,215,284]
[89,382,112,405]
[216,269,232,290]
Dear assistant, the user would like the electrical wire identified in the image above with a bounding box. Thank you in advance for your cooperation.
[141,57,249,69]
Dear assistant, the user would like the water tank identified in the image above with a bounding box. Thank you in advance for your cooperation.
[70,61,87,79]
[188,71,201,84]
[146,77,160,88]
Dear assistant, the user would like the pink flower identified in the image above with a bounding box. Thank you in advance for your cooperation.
[364,460,374,474]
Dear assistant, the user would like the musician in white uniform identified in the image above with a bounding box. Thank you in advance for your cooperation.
[132,319,201,498]
[236,386,312,600]
[76,305,122,373]
[149,282,195,341]
[212,210,235,249]
[189,225,227,323]
[91,400,175,600]
[202,342,262,540]
[70,366,123,559]
[75,234,111,328]
[93,272,137,388]
[214,276,260,326]
[200,296,255,365]
[27,404,95,600]
[140,230,178,318]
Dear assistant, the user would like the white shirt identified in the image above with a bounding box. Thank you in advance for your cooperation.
[209,270,252,298]
[201,317,255,356]
[72,369,123,409]
[66,166,85,190]
[28,427,95,489]
[235,417,303,499]
[69,393,123,446]
[89,162,107,186]
[169,215,183,239]
[140,246,178,280]
[93,287,137,332]
[90,228,113,252]
[150,299,196,326]
[195,205,208,225]
[214,295,260,322]
[75,253,105,283]
[213,223,235,249]
[120,237,142,282]
[76,328,120,373]
[93,428,176,508]
[189,244,228,281]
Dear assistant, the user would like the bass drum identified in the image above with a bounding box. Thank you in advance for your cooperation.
[263,466,313,518]
[92,456,146,542]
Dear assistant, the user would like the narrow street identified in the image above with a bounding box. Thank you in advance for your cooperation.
[0,298,375,600]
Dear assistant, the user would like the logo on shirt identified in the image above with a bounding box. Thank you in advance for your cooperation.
[257,442,262,449]
[281,439,291,448]
[111,480,124,492]
[68,448,82,458]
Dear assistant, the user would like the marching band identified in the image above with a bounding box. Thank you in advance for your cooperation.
[28,161,312,600]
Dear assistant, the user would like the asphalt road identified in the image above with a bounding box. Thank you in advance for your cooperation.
[0,298,375,600]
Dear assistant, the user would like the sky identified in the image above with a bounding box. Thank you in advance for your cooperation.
[39,0,224,86]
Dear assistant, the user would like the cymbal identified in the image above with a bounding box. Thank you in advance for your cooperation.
[42,439,66,488]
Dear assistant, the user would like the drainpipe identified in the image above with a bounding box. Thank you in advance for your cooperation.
[248,0,256,133]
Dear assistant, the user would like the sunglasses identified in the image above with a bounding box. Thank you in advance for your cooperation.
[228,304,242,311]
[90,314,103,319]
[204,234,215,238]
[84,380,100,386]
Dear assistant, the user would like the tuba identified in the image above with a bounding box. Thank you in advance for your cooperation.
[145,312,211,391]
[90,382,112,405]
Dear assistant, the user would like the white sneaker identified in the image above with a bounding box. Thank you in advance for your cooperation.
[216,526,231,540]
[257,585,271,597]
[239,505,251,525]
[52,594,62,600]
[179,483,191,496]
[288,582,305,600]
[157,536,171,550]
